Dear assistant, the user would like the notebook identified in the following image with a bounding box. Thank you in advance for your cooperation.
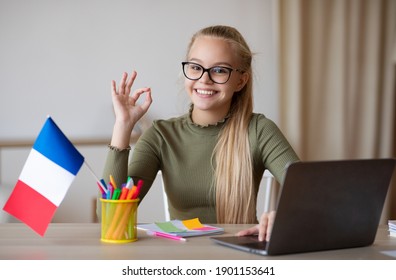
[138,218,224,237]
[211,158,396,255]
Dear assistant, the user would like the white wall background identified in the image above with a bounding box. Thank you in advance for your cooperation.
[0,0,279,223]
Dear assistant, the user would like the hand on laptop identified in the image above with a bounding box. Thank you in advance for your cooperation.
[236,210,276,242]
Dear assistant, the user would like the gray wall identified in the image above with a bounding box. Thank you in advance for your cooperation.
[0,0,279,223]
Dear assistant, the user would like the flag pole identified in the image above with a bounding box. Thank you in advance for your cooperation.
[84,160,107,193]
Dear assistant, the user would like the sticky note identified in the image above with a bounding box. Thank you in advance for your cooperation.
[182,218,204,230]
[155,221,186,233]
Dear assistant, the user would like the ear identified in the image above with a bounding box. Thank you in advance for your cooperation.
[235,72,249,92]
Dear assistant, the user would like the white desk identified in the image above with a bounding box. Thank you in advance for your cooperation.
[0,223,395,260]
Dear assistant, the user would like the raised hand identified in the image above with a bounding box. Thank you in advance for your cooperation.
[110,71,152,149]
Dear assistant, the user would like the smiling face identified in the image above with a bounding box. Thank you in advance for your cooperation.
[185,35,248,126]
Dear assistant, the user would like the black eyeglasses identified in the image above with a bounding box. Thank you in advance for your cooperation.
[181,62,244,84]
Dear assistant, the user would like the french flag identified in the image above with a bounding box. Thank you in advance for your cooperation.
[3,116,84,236]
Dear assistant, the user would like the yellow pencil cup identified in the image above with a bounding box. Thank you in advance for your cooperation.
[100,198,139,243]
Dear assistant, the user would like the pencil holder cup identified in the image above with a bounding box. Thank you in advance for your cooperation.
[100,198,139,243]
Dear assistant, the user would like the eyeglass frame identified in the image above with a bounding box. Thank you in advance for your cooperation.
[181,62,244,84]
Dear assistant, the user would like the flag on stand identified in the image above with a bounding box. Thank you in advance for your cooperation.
[3,116,84,236]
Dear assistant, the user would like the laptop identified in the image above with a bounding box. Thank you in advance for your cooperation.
[211,158,396,255]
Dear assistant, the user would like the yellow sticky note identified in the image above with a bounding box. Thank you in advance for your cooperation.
[182,218,204,230]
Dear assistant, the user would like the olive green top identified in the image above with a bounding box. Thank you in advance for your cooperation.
[101,112,299,223]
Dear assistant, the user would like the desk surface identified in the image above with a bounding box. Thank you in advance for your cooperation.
[0,223,395,260]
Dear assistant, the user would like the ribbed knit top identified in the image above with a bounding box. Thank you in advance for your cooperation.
[101,112,299,223]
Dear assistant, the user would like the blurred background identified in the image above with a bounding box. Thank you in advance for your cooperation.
[1,0,395,224]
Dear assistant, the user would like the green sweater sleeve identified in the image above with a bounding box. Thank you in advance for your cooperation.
[251,114,300,184]
[101,128,162,204]
[102,147,130,187]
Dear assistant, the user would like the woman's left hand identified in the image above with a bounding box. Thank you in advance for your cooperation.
[236,210,276,242]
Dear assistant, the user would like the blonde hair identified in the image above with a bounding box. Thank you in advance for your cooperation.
[187,26,256,223]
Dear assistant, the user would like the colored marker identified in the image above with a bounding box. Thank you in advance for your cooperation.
[106,184,113,199]
[126,177,132,187]
[112,188,121,200]
[119,184,129,200]
[100,179,107,190]
[126,185,137,200]
[109,175,117,189]
[97,182,106,194]
[132,180,144,199]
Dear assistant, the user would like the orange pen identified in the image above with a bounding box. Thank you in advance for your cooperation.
[126,185,137,200]
[119,186,129,200]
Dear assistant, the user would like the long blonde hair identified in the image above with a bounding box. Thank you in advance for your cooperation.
[187,26,255,223]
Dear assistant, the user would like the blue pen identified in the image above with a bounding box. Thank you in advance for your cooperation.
[106,184,113,199]
[100,179,108,191]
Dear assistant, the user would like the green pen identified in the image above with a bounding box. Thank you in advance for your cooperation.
[112,188,121,200]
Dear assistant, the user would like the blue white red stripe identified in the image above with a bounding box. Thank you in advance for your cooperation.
[3,116,84,236]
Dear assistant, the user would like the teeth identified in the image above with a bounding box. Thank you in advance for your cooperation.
[196,89,216,95]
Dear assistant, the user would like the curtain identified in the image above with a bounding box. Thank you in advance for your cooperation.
[277,0,396,220]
